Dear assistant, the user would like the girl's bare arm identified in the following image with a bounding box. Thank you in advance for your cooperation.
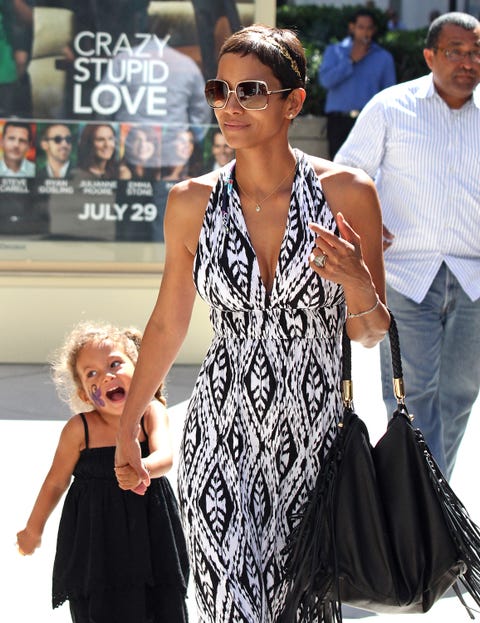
[16,416,83,555]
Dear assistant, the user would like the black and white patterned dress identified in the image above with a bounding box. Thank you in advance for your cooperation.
[178,150,345,622]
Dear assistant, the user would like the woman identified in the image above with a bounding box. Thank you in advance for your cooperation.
[161,127,201,181]
[119,124,162,182]
[76,123,119,180]
[115,25,390,622]
[209,127,235,170]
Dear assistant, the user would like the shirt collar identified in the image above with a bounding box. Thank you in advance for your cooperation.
[415,73,436,99]
[473,85,480,108]
[343,37,380,54]
[47,160,70,178]
[417,72,480,109]
[0,158,29,175]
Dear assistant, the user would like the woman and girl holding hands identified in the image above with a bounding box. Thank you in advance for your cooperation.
[17,24,389,623]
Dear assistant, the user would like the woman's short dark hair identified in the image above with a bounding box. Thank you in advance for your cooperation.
[218,24,307,92]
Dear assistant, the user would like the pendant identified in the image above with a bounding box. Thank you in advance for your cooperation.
[255,204,261,212]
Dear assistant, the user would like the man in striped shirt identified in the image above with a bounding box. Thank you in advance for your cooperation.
[335,12,480,479]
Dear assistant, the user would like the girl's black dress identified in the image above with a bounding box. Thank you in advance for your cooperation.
[52,413,189,623]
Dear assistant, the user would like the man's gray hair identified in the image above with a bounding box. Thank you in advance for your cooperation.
[426,11,479,49]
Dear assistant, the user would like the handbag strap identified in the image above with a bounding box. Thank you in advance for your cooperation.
[342,312,406,407]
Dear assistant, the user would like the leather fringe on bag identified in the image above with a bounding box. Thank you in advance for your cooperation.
[279,314,480,623]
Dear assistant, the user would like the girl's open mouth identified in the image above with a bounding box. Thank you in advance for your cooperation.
[106,387,126,402]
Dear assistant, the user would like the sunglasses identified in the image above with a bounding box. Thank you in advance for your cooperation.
[205,79,292,110]
[45,135,73,144]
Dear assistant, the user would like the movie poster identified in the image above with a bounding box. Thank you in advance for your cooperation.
[0,0,253,253]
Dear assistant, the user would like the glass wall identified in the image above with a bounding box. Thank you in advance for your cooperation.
[0,0,257,271]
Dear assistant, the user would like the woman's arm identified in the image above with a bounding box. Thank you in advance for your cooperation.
[16,416,83,555]
[312,163,390,347]
[114,400,173,489]
[115,176,213,491]
[13,0,33,25]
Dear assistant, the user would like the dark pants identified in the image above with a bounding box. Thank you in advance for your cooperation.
[326,114,357,160]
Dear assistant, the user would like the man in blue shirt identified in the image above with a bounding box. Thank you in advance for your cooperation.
[319,8,396,158]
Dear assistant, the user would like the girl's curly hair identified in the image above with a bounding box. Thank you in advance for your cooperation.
[51,321,165,413]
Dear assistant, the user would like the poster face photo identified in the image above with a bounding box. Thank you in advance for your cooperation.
[0,0,254,267]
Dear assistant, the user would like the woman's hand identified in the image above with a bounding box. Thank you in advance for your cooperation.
[309,212,368,287]
[309,211,390,347]
[115,436,150,495]
[382,224,394,251]
[114,462,149,491]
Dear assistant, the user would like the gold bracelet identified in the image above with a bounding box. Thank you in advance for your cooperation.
[347,297,380,319]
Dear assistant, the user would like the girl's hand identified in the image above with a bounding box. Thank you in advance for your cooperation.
[16,527,41,556]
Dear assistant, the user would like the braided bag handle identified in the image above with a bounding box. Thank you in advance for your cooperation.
[342,312,405,405]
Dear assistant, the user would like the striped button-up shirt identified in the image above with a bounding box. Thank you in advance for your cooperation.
[335,73,480,303]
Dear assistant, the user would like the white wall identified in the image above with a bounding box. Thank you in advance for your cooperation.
[402,0,449,29]
[0,273,212,364]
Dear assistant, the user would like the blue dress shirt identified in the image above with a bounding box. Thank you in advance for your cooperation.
[319,37,396,114]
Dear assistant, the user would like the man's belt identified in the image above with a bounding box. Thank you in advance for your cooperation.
[328,110,360,119]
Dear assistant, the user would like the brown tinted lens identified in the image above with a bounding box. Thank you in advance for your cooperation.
[205,80,228,108]
[236,81,269,109]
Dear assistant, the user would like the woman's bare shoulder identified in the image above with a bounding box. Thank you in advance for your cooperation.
[164,170,224,253]
[305,154,379,217]
[169,169,223,206]
[306,154,372,186]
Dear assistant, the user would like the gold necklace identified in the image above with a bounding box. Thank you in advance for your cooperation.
[236,162,297,213]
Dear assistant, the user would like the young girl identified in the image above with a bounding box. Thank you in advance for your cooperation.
[16,322,189,623]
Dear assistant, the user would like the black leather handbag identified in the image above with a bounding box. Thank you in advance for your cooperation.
[280,314,480,622]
